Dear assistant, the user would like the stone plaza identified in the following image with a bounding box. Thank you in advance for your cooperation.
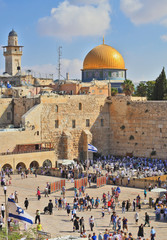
[1,174,166,239]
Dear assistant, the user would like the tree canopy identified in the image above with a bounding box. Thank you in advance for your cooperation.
[135,67,167,100]
[121,79,135,96]
[153,67,167,100]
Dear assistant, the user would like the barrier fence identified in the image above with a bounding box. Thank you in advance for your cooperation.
[50,179,65,193]
[96,176,106,188]
[74,177,88,189]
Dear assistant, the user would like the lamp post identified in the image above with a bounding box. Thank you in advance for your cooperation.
[3,185,8,240]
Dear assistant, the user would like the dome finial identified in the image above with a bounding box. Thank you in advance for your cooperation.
[103,36,105,45]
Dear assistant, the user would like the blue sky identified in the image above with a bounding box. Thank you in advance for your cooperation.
[1,0,167,84]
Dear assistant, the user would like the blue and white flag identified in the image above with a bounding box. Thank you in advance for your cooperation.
[88,144,98,153]
[8,198,33,224]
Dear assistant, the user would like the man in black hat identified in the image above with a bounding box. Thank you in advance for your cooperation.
[48,200,53,215]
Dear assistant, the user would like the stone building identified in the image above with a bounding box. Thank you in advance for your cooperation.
[0,30,54,98]
[2,29,23,76]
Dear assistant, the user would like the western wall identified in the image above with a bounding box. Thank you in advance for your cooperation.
[1,94,167,169]
[109,96,167,159]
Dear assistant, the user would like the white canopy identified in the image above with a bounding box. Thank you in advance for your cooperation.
[58,159,76,166]
[151,188,167,193]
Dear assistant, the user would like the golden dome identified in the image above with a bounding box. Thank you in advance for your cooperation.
[83,43,125,70]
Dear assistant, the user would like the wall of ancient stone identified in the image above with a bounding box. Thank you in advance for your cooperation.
[109,96,167,159]
[40,95,110,160]
[0,98,13,127]
[14,97,40,127]
[0,97,40,128]
[2,93,167,167]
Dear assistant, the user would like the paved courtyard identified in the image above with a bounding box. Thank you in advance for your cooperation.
[1,174,166,239]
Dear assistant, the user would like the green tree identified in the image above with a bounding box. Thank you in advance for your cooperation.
[135,82,147,97]
[146,81,155,100]
[121,79,135,96]
[111,87,118,96]
[153,67,167,100]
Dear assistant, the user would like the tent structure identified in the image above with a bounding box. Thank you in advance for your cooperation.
[151,188,167,193]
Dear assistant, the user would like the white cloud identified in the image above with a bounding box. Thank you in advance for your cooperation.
[161,35,167,42]
[23,58,82,80]
[38,0,111,40]
[120,0,167,25]
[70,0,108,5]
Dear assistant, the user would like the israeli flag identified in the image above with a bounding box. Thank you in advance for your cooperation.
[88,144,98,152]
[8,198,33,224]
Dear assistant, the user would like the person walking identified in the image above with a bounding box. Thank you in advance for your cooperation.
[122,217,128,231]
[73,217,79,232]
[122,201,125,213]
[117,217,121,231]
[1,204,5,219]
[144,212,150,227]
[150,226,156,240]
[37,189,41,200]
[3,185,7,195]
[111,212,117,231]
[92,232,97,240]
[133,199,136,211]
[79,216,85,233]
[66,203,71,216]
[44,186,49,197]
[58,198,62,210]
[24,198,29,210]
[126,200,130,212]
[48,200,53,215]
[14,191,18,203]
[138,224,144,238]
[144,187,147,199]
[98,232,103,240]
[89,216,94,231]
[134,211,139,225]
[35,210,40,224]
[101,206,105,218]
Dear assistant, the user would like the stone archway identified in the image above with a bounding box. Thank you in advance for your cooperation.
[43,159,52,168]
[16,162,26,170]
[29,161,39,169]
[2,164,12,170]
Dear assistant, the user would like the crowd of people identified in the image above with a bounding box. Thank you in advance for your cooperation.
[1,155,167,239]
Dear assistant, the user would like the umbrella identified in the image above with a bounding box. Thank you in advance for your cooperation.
[151,188,167,193]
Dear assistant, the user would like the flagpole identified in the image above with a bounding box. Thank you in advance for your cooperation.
[4,190,8,240]
[87,147,88,177]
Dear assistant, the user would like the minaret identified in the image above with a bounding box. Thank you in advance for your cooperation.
[3,29,23,76]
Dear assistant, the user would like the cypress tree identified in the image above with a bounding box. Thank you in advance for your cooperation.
[153,67,167,100]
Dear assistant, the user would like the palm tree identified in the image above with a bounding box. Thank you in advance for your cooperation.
[121,79,135,96]
[111,87,118,96]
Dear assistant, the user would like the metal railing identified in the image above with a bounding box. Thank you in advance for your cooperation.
[0,148,54,156]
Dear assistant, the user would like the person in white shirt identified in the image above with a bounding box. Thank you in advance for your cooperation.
[9,193,15,199]
[89,216,94,231]
[134,212,139,225]
[1,204,5,219]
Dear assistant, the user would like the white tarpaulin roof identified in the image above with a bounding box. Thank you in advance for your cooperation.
[49,236,85,240]
[58,159,75,165]
[151,188,167,193]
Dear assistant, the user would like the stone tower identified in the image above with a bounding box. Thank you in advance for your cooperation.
[3,30,23,76]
